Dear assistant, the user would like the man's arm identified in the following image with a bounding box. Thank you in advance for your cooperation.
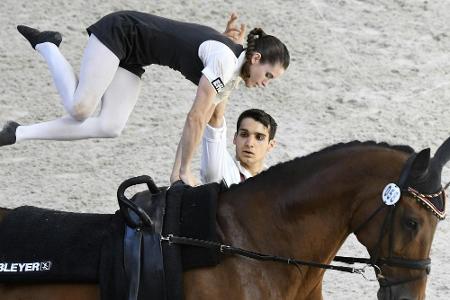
[200,112,229,184]
[208,97,228,128]
[200,96,229,184]
[170,75,216,186]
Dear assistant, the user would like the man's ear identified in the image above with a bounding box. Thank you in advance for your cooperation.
[267,139,276,153]
[233,132,237,145]
[251,52,261,64]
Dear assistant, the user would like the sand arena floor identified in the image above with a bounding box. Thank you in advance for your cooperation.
[1,0,450,298]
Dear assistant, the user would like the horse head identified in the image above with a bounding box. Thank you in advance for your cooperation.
[353,138,449,300]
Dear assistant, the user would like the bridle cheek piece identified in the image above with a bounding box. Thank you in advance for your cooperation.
[360,183,446,288]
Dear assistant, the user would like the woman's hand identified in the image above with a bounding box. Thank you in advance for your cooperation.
[223,12,246,45]
[180,168,200,186]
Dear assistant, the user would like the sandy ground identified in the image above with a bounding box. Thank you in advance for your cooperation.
[1,0,450,298]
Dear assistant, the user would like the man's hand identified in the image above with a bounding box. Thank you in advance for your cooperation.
[223,12,246,45]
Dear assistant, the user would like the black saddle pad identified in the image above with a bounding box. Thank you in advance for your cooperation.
[0,206,113,283]
[178,182,221,269]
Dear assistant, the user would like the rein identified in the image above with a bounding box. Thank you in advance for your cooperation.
[118,175,446,285]
[159,186,444,283]
[161,234,371,276]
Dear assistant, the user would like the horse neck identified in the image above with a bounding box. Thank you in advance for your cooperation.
[217,148,407,262]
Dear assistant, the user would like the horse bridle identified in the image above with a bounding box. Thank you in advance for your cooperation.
[347,151,447,288]
[351,185,446,288]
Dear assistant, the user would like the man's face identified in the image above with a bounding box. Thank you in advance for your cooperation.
[243,53,285,88]
[233,117,275,169]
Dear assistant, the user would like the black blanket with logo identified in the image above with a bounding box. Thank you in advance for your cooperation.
[0,181,222,300]
[0,206,113,283]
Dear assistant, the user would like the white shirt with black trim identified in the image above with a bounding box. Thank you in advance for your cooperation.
[198,40,245,103]
[200,118,255,186]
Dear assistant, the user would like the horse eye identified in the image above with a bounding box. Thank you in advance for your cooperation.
[404,218,418,231]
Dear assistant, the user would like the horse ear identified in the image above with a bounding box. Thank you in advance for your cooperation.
[432,136,450,168]
[398,149,430,189]
[409,148,430,177]
[402,148,436,193]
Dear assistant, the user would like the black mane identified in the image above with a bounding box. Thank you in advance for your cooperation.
[312,140,414,157]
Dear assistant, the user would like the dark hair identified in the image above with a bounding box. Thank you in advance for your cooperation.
[240,28,290,79]
[236,109,278,141]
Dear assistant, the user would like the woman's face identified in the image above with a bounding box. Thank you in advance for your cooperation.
[244,53,285,88]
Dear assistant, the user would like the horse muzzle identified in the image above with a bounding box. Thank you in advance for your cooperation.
[377,278,426,300]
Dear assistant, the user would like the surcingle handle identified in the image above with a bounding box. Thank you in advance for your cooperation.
[117,175,159,229]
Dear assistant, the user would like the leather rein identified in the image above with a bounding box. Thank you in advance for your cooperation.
[160,186,444,284]
[118,176,446,284]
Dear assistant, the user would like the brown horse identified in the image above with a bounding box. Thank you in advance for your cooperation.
[0,139,448,300]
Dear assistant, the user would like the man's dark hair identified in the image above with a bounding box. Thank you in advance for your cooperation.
[236,109,277,141]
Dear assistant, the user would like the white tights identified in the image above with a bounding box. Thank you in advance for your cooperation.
[16,34,141,141]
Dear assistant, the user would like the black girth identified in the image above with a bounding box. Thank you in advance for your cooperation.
[118,176,167,300]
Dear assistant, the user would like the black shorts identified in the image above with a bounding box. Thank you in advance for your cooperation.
[87,13,145,78]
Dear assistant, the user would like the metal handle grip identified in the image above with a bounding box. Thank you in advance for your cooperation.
[117,175,158,228]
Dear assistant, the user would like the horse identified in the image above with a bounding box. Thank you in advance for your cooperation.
[0,138,448,300]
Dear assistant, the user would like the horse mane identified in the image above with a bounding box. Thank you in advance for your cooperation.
[311,140,415,158]
[229,140,415,189]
